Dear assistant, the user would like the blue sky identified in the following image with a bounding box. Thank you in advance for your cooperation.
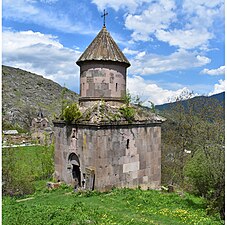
[2,0,225,105]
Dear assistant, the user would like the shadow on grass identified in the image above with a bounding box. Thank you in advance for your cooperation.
[184,197,206,210]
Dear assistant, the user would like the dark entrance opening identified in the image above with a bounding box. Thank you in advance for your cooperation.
[72,164,81,186]
[68,153,81,187]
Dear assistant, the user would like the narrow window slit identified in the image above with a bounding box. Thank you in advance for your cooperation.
[126,139,130,149]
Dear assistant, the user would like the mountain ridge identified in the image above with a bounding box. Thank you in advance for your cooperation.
[156,92,225,111]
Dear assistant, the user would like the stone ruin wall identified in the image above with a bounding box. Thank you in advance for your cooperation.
[80,62,126,99]
[54,123,161,191]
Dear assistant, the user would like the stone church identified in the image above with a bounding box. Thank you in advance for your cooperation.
[53,24,165,191]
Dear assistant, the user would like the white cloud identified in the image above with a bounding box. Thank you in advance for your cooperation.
[196,55,211,65]
[123,48,146,62]
[155,29,213,49]
[183,0,224,24]
[135,51,146,59]
[2,30,82,92]
[91,0,150,13]
[128,49,211,75]
[123,0,224,51]
[3,30,63,50]
[127,75,196,105]
[130,32,151,42]
[40,0,58,3]
[3,0,97,35]
[209,79,225,95]
[201,66,225,76]
[123,48,139,55]
[125,0,176,41]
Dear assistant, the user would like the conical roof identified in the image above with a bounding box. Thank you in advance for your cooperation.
[76,26,130,67]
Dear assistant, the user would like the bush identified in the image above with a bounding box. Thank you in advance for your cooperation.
[121,92,132,106]
[119,106,135,123]
[2,145,55,197]
[184,147,225,219]
[38,143,55,180]
[2,148,35,196]
[2,121,28,133]
[63,103,82,123]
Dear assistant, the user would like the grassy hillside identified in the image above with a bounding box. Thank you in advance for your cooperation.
[2,65,79,131]
[3,187,223,225]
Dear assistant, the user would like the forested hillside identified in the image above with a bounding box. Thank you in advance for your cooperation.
[156,92,225,111]
[159,96,225,219]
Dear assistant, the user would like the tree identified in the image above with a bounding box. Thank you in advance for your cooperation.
[160,96,224,219]
[184,144,225,219]
[148,101,156,113]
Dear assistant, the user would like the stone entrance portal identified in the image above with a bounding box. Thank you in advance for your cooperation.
[68,153,81,187]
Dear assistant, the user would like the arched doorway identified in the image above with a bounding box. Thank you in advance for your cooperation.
[68,153,81,187]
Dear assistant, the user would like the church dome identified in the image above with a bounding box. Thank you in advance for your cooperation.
[76,26,130,68]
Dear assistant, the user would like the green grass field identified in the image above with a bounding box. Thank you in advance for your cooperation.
[2,145,224,225]
[2,145,53,179]
[2,186,223,225]
[2,145,54,192]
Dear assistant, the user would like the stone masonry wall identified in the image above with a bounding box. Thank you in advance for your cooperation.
[80,62,126,99]
[54,123,161,191]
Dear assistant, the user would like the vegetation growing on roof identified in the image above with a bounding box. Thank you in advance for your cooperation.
[119,106,135,123]
[63,103,82,123]
[117,92,135,123]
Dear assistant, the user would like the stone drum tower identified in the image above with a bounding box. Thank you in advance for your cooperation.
[77,25,130,103]
[53,23,165,191]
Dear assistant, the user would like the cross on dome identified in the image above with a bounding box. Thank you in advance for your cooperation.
[101,9,108,27]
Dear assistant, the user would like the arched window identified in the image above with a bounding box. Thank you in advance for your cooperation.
[68,153,80,166]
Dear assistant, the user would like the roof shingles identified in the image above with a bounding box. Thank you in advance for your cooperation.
[76,26,130,67]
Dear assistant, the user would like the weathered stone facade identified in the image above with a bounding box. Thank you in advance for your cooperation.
[31,111,53,144]
[54,123,161,191]
[31,117,49,130]
[79,61,127,101]
[53,25,165,191]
